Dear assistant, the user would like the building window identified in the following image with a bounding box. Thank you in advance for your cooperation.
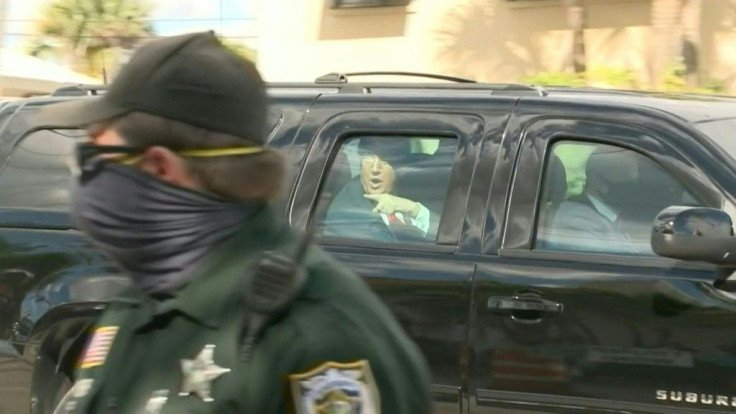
[331,0,411,9]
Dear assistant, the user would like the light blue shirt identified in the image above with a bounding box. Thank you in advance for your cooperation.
[587,194,618,223]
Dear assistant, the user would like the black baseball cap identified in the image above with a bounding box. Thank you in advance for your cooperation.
[41,31,267,145]
[357,137,411,162]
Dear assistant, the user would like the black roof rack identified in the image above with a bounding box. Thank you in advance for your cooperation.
[304,72,547,96]
[50,77,547,99]
[51,84,108,97]
[315,71,477,84]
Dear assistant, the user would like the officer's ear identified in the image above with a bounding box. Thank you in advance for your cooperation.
[139,146,205,191]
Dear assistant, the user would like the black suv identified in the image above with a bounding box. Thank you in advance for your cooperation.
[2,76,736,414]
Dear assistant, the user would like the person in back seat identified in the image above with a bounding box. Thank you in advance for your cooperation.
[323,138,436,242]
[543,146,642,254]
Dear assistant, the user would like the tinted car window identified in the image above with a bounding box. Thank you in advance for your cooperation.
[0,129,83,211]
[536,141,702,255]
[0,114,288,212]
[315,135,457,244]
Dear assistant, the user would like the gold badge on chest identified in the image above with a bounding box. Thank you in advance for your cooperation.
[289,360,381,414]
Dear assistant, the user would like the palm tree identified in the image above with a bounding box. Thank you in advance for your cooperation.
[28,0,154,76]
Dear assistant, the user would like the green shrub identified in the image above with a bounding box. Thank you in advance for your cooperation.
[698,79,726,94]
[522,67,638,89]
[588,66,638,89]
[522,71,586,87]
[662,62,688,92]
[522,65,727,95]
[660,62,725,94]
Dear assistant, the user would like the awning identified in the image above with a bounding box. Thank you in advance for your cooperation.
[0,48,102,97]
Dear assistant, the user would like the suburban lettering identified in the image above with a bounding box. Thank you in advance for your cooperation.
[658,391,736,407]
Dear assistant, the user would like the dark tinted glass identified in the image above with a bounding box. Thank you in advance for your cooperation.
[536,141,703,255]
[0,129,84,211]
[315,135,457,244]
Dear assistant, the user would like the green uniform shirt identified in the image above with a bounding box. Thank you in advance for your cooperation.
[57,207,432,414]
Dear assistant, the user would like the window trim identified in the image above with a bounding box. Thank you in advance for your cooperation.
[499,116,724,261]
[318,235,458,254]
[289,110,484,249]
[0,208,74,230]
[264,109,285,145]
[499,247,716,272]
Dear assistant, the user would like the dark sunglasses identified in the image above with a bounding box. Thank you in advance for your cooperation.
[75,143,147,176]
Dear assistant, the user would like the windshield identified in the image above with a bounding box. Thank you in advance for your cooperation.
[694,118,736,159]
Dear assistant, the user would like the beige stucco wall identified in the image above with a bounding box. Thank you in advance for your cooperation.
[701,0,736,91]
[257,0,423,81]
[258,0,734,91]
[424,0,653,84]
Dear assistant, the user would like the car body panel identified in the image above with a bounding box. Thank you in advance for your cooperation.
[470,100,736,413]
[288,93,518,413]
[0,85,735,414]
[0,93,318,414]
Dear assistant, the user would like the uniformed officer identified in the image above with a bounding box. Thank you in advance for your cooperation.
[43,31,432,414]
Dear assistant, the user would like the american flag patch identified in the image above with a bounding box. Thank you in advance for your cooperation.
[80,327,118,369]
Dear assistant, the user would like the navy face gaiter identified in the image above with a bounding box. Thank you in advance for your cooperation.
[71,164,259,294]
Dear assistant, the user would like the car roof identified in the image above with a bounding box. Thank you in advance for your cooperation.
[269,82,736,124]
[5,82,736,125]
[542,87,736,124]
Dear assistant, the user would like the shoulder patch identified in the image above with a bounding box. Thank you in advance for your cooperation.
[79,326,118,369]
[289,360,380,414]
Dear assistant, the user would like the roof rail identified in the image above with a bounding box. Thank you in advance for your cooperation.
[315,71,477,84]
[52,84,108,97]
[310,73,547,96]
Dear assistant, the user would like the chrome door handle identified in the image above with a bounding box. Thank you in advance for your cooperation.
[487,296,563,314]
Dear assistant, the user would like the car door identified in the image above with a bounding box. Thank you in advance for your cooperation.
[470,103,736,413]
[0,105,117,414]
[288,92,516,413]
[0,97,313,414]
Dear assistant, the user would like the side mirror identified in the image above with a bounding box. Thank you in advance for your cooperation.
[651,206,736,265]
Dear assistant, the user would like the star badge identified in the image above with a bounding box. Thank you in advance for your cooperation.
[179,344,231,402]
